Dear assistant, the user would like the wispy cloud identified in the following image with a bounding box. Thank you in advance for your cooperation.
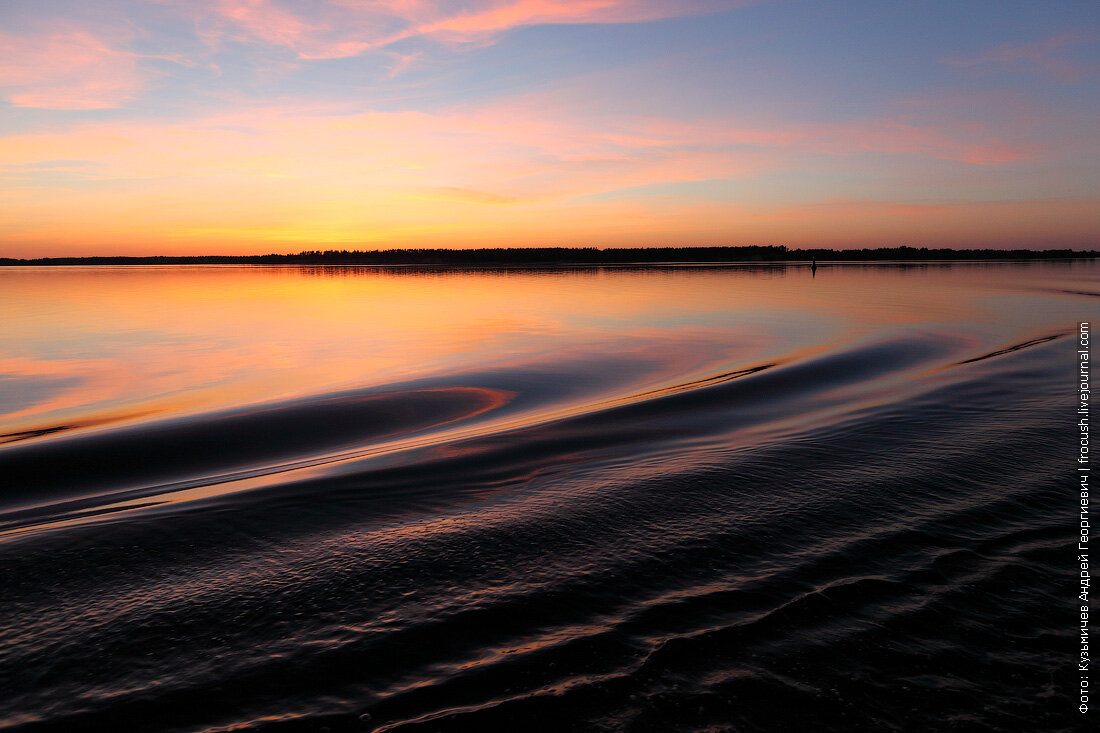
[0,29,146,109]
[0,2,1094,254]
[197,0,732,59]
[0,1,730,108]
[0,99,1032,214]
[943,31,1096,83]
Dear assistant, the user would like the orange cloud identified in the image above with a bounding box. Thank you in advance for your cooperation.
[635,195,1100,250]
[0,104,777,202]
[0,94,1049,254]
[0,59,1066,258]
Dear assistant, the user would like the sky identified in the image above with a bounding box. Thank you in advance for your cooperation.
[0,0,1098,256]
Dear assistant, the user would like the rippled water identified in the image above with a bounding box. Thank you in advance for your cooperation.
[0,261,1093,732]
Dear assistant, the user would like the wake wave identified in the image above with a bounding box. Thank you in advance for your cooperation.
[0,317,1076,732]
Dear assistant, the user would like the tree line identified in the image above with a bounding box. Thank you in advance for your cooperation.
[2,245,1096,266]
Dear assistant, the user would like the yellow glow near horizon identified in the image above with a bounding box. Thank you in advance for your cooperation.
[1,2,1097,255]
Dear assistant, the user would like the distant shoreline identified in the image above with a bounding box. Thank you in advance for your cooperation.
[1,246,1096,267]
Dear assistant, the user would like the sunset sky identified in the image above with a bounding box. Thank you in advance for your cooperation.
[1,0,1098,256]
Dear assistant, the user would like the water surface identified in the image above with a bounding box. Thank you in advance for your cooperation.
[0,261,1092,732]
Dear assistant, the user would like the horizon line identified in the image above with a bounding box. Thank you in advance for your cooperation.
[2,245,1098,266]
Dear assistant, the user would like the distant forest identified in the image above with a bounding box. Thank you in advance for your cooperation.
[1,246,1096,266]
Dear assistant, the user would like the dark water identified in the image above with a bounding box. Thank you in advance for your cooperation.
[0,262,1092,732]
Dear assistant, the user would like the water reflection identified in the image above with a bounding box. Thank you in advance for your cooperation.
[0,260,1094,732]
[2,261,1091,449]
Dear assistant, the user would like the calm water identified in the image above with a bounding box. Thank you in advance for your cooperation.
[0,261,1093,732]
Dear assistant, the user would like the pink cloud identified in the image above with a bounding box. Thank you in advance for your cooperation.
[0,99,1032,234]
[455,100,1034,168]
[0,29,147,109]
[786,120,1034,165]
[943,31,1096,83]
[400,0,701,44]
[199,0,733,59]
[0,91,1089,252]
[793,199,947,217]
[208,0,321,49]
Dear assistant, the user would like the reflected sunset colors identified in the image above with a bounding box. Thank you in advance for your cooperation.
[0,262,1093,732]
[1,262,1082,447]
